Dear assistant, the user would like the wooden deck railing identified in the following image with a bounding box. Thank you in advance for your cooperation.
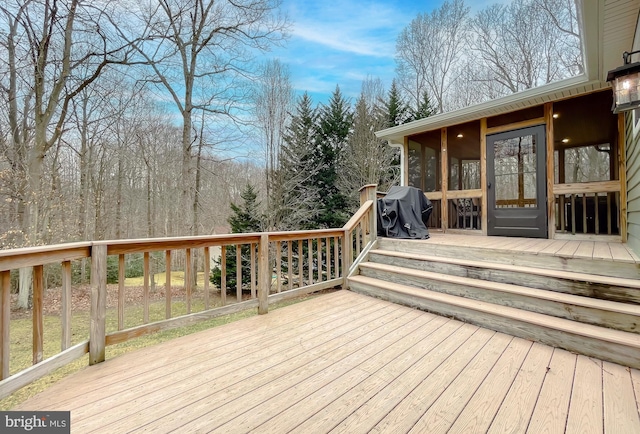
[0,185,379,399]
[554,181,621,236]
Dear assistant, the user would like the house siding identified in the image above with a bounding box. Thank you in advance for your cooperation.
[627,110,640,255]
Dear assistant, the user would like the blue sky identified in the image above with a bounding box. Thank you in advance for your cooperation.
[269,0,432,105]
[268,0,504,106]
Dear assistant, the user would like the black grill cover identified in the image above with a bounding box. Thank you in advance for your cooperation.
[377,186,432,239]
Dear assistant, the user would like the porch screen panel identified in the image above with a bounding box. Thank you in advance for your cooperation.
[494,134,538,208]
[408,140,421,188]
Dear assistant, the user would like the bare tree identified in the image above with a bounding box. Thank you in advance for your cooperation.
[340,78,398,205]
[469,0,579,96]
[252,59,294,228]
[395,0,470,113]
[0,0,137,307]
[123,0,288,235]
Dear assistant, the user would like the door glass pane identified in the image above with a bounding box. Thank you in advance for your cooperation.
[493,134,537,208]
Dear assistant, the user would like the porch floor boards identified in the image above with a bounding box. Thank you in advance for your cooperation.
[16,291,640,433]
[424,232,640,263]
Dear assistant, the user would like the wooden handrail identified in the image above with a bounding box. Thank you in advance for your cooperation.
[343,200,373,231]
[553,180,620,195]
[0,185,385,399]
[0,243,91,272]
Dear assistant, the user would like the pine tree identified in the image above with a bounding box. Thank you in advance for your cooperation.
[383,80,413,127]
[413,90,437,120]
[313,85,353,228]
[270,92,321,230]
[210,184,264,292]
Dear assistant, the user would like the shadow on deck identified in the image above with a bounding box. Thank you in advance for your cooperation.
[16,290,640,433]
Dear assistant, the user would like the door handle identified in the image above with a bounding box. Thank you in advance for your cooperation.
[487,182,492,189]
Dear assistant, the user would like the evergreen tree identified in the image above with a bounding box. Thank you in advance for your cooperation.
[210,184,264,292]
[270,92,321,230]
[313,85,353,228]
[383,80,413,127]
[413,90,437,120]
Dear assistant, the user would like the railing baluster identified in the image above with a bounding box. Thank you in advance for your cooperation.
[607,193,612,235]
[287,242,293,291]
[275,241,282,293]
[236,246,242,302]
[595,194,600,235]
[204,247,210,310]
[325,237,331,281]
[356,223,361,256]
[258,234,269,315]
[333,236,339,279]
[118,255,125,329]
[560,195,566,232]
[185,248,192,314]
[143,252,150,323]
[308,238,313,285]
[220,245,227,305]
[250,243,256,299]
[61,260,72,350]
[33,265,44,365]
[1,270,10,380]
[165,250,172,319]
[298,240,303,288]
[582,194,587,234]
[571,194,576,235]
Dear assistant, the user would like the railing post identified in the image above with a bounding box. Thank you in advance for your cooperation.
[90,244,107,365]
[342,229,351,288]
[258,234,269,315]
[359,184,378,244]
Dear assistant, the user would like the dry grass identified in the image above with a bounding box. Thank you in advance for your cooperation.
[124,271,208,286]
[0,291,327,410]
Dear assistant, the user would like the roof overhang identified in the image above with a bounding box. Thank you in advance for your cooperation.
[375,76,608,143]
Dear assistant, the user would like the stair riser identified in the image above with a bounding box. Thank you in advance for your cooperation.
[349,281,640,370]
[359,267,640,334]
[377,239,640,280]
[369,253,640,304]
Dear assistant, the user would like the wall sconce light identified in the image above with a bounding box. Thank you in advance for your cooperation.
[606,50,640,113]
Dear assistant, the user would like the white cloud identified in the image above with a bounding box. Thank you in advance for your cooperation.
[284,0,412,57]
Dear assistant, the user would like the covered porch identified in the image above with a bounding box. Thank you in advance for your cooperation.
[15,289,640,433]
[398,90,626,241]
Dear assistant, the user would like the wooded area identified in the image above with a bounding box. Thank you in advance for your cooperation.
[0,0,581,308]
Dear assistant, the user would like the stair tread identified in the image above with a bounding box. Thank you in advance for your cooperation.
[359,262,640,316]
[349,275,640,348]
[369,249,640,289]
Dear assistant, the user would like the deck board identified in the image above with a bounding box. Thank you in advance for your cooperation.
[526,349,576,433]
[603,362,640,434]
[487,342,554,433]
[14,290,640,434]
[565,356,604,434]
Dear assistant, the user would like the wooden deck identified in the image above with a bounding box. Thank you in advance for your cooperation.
[16,290,640,433]
[425,232,640,264]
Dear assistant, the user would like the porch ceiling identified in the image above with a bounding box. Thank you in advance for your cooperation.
[376,0,640,143]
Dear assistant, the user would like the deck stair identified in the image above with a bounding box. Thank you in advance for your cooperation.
[348,237,640,369]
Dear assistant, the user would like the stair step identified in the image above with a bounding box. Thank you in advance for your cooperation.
[369,249,640,304]
[377,238,640,279]
[358,262,640,333]
[370,249,640,289]
[348,275,640,369]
